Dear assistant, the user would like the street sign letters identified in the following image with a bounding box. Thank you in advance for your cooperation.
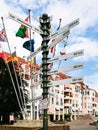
[8,12,42,34]
[47,49,84,63]
[47,76,83,87]
[49,18,79,39]
[48,63,84,74]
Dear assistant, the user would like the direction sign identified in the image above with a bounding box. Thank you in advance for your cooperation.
[49,18,79,38]
[47,49,84,63]
[8,12,42,34]
[31,63,83,78]
[47,76,83,87]
[39,98,48,110]
[48,63,84,75]
[48,30,70,50]
[27,29,70,60]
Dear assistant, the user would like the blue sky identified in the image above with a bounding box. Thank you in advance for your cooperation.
[0,0,98,92]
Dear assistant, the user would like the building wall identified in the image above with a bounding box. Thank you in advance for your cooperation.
[82,89,96,115]
[18,62,98,121]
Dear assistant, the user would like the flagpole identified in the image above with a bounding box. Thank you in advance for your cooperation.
[1,17,24,119]
[28,9,35,120]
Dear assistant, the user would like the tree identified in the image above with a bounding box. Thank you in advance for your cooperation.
[0,58,26,124]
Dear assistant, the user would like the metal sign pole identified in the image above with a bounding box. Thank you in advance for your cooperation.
[39,14,51,130]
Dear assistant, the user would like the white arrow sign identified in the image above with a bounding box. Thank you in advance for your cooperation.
[27,18,79,59]
[27,29,70,60]
[8,12,42,34]
[47,76,83,87]
[49,18,79,39]
[47,49,84,63]
[48,63,84,74]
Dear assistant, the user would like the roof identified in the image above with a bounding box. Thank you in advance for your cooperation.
[57,73,71,79]
[77,82,86,90]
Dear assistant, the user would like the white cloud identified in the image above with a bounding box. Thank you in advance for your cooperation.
[85,73,98,92]
[67,37,98,62]
[46,0,98,33]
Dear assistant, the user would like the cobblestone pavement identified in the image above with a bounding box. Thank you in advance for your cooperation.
[69,123,98,130]
[66,119,98,130]
[66,114,98,130]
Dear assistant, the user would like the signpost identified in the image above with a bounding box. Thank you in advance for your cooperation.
[9,12,82,130]
[49,18,79,38]
[8,12,42,34]
[48,63,84,74]
[47,76,83,87]
[27,18,79,60]
[47,49,84,63]
[27,29,70,60]
[31,52,84,77]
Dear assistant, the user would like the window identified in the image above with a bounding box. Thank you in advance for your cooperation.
[56,96,59,105]
[52,97,54,104]
[60,98,63,105]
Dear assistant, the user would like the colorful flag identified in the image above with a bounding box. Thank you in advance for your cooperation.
[60,36,68,56]
[16,17,29,38]
[60,50,67,61]
[5,51,18,63]
[50,38,56,53]
[0,43,4,58]
[0,28,7,42]
[23,39,35,52]
[60,51,66,55]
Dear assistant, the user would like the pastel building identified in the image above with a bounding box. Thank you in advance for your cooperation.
[48,74,65,121]
[14,59,98,121]
[2,52,98,121]
[82,87,97,115]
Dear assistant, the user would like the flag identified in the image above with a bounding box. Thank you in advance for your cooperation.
[60,51,66,55]
[0,43,4,58]
[50,38,56,53]
[0,28,7,42]
[60,50,67,61]
[16,17,29,38]
[5,51,18,63]
[23,39,35,52]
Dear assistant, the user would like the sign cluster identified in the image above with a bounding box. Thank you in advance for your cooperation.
[9,12,84,110]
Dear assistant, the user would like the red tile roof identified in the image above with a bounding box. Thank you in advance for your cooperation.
[57,73,71,79]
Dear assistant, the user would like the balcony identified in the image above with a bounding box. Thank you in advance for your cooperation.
[64,95,73,100]
[64,88,72,92]
[64,103,72,107]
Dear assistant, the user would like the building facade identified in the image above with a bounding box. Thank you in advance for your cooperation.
[2,52,98,121]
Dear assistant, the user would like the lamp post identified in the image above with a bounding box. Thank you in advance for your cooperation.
[39,14,51,130]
